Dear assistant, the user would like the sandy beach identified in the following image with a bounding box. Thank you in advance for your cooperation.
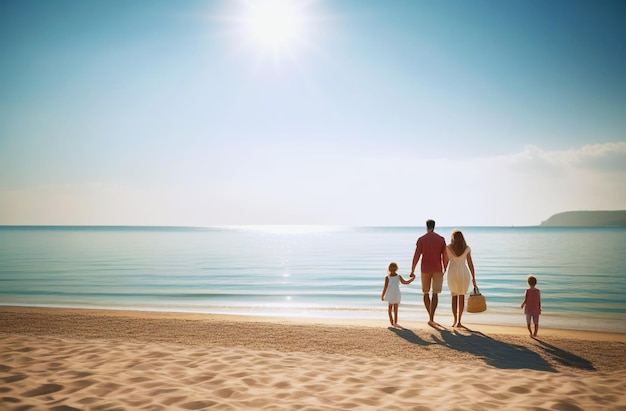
[1,306,625,410]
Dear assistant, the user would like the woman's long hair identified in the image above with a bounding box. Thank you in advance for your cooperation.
[450,230,467,257]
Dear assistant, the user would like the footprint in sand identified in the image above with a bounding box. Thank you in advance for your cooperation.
[180,400,218,410]
[22,383,63,397]
[3,374,27,383]
[378,386,400,394]
[214,387,237,398]
[50,406,82,411]
[508,385,531,394]
[0,364,13,372]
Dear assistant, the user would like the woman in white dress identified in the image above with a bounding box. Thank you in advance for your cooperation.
[446,230,476,328]
[381,262,414,326]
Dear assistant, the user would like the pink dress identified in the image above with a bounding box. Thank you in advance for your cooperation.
[523,288,541,316]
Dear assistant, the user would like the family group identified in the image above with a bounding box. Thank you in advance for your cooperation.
[381,219,542,336]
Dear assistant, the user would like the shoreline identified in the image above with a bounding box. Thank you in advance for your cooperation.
[1,305,625,352]
[2,303,624,337]
[2,305,625,410]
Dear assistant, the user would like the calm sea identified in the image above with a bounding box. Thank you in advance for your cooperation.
[1,226,624,333]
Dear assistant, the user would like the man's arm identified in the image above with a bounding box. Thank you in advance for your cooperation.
[411,243,421,276]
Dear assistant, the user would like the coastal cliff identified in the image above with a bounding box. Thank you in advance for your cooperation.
[541,210,626,227]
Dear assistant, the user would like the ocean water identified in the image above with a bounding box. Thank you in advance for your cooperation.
[1,225,625,333]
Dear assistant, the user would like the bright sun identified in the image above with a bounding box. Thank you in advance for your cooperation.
[230,0,318,64]
[245,1,303,51]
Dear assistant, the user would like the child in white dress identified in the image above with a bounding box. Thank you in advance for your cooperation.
[381,262,414,326]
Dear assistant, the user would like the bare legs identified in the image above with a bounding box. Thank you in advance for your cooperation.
[526,315,539,336]
[423,293,439,324]
[527,321,539,336]
[451,296,457,326]
[459,295,465,326]
[451,295,465,327]
[388,303,399,326]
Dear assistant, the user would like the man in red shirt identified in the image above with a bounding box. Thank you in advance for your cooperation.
[410,219,448,325]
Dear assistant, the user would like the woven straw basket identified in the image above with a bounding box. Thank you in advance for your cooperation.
[467,287,487,313]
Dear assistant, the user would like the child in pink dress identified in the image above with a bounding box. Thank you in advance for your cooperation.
[521,275,542,336]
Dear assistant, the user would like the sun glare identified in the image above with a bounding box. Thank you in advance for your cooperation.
[245,1,303,51]
[227,0,319,65]
[234,225,340,234]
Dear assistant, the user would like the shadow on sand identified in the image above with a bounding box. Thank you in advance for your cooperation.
[390,323,558,371]
[532,337,596,371]
[388,326,433,346]
[389,324,596,373]
[430,327,558,372]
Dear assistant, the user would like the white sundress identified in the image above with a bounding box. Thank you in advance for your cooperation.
[446,246,471,296]
[384,275,401,304]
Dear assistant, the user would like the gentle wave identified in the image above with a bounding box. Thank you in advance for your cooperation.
[1,226,625,333]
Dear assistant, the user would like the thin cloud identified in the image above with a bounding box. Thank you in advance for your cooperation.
[493,142,626,172]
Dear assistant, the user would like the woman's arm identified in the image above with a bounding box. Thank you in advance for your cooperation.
[467,252,476,284]
[381,277,389,301]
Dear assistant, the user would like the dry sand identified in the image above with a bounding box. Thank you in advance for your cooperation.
[1,306,625,410]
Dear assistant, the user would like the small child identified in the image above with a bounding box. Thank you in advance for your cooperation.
[381,262,414,326]
[521,275,542,336]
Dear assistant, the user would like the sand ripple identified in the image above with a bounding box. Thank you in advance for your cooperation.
[0,333,625,410]
[1,307,625,410]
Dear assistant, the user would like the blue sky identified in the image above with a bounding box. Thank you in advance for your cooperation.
[1,0,625,226]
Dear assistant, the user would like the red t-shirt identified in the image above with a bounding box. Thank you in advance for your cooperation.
[416,231,446,273]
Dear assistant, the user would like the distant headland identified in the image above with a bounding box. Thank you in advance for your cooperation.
[541,210,626,227]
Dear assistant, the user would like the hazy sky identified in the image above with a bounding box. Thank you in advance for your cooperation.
[1,0,625,226]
